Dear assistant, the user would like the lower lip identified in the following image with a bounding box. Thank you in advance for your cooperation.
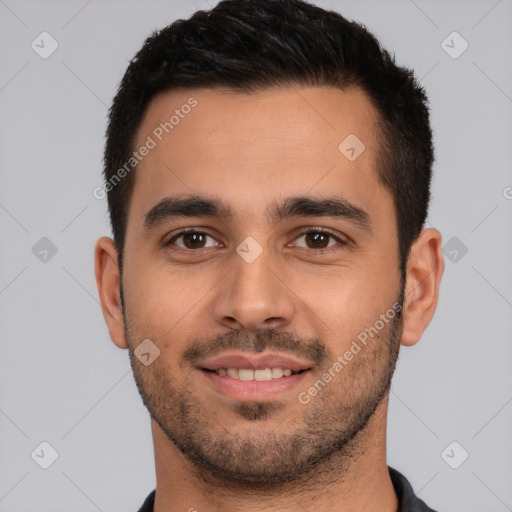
[200,369,310,401]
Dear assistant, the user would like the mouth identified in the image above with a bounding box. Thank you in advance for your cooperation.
[201,368,311,402]
[201,367,310,379]
[196,351,314,401]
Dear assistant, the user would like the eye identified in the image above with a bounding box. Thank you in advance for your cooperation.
[164,228,348,253]
[165,229,221,250]
[291,229,348,252]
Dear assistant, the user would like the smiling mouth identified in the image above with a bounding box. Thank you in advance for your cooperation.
[201,367,310,381]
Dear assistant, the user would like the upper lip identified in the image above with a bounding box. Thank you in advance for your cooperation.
[198,352,313,372]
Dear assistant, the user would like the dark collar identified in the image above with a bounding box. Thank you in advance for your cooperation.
[137,466,438,512]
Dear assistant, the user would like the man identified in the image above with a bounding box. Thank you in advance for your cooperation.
[94,0,444,510]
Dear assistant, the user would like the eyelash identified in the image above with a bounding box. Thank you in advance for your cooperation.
[164,227,349,254]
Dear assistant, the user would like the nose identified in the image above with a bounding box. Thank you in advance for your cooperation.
[212,245,296,331]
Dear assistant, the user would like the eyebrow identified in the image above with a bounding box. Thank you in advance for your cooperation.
[143,194,372,233]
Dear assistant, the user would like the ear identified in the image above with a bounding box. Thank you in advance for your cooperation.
[94,236,128,349]
[401,228,444,347]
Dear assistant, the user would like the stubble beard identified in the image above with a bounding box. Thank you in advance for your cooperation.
[122,291,403,491]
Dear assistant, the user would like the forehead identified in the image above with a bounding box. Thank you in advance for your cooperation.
[129,85,387,228]
[135,85,379,161]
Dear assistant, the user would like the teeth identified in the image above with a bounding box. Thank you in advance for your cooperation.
[227,368,239,379]
[254,368,272,381]
[271,368,283,378]
[239,369,255,381]
[214,367,297,380]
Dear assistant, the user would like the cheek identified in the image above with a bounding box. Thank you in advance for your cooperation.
[123,262,191,333]
[124,258,227,353]
[295,262,399,348]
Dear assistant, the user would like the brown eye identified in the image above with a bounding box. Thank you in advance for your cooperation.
[293,230,346,251]
[166,231,218,250]
[303,232,331,249]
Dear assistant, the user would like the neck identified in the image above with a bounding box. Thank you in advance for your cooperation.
[152,394,398,512]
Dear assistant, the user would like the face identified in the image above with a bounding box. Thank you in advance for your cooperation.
[119,86,404,488]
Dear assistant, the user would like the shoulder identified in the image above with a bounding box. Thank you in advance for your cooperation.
[388,466,439,512]
[136,489,156,512]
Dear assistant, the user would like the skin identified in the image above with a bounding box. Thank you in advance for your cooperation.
[95,85,444,512]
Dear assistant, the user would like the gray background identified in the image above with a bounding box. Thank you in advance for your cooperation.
[1,0,511,510]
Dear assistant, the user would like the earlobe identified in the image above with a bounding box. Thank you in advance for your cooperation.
[401,228,444,347]
[94,236,128,349]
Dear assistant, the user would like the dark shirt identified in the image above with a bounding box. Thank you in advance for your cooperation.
[137,466,438,511]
